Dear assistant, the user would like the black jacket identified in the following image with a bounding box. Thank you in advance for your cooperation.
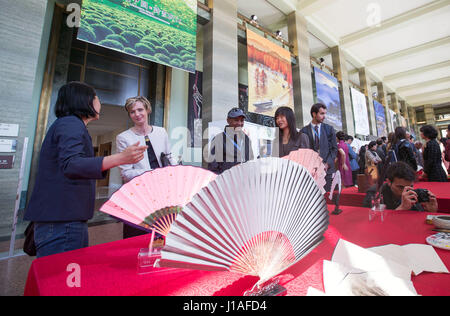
[300,123,338,172]
[207,127,254,175]
[423,139,448,182]
[24,116,106,222]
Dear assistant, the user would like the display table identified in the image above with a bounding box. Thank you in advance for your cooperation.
[328,182,450,213]
[24,205,450,296]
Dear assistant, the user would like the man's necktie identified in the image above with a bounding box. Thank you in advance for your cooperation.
[314,126,320,151]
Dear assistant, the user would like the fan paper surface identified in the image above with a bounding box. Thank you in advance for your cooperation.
[157,158,329,286]
[282,149,327,194]
[100,166,217,236]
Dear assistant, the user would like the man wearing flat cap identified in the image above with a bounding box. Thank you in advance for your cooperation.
[208,108,254,174]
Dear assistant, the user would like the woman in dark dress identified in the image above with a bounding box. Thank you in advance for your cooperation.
[420,125,448,182]
[273,107,309,157]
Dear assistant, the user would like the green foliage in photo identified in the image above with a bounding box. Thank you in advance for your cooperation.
[78,0,197,73]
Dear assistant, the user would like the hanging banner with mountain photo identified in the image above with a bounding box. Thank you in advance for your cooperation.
[78,0,197,73]
[313,67,342,131]
[246,28,294,117]
[373,100,387,137]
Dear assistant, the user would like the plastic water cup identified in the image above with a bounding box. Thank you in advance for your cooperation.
[369,203,386,222]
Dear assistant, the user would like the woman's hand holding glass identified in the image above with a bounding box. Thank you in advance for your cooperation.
[102,142,147,171]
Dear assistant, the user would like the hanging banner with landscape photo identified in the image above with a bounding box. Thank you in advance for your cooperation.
[373,100,387,137]
[314,67,342,131]
[246,28,294,117]
[350,87,370,136]
[389,109,398,131]
[78,0,197,73]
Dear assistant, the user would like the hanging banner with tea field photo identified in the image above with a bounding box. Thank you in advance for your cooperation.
[78,0,197,73]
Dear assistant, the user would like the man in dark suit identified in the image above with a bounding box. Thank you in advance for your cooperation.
[300,103,338,192]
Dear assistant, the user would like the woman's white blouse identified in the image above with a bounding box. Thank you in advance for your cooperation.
[116,127,175,183]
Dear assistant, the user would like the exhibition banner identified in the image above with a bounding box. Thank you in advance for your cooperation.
[246,28,294,117]
[373,100,387,137]
[187,71,203,147]
[314,67,342,131]
[350,87,370,136]
[78,0,197,73]
[390,109,398,131]
[400,115,407,128]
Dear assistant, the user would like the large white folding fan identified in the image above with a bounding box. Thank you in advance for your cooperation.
[282,148,327,194]
[156,157,329,290]
[100,165,217,236]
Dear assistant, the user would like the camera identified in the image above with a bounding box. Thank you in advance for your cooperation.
[414,189,430,203]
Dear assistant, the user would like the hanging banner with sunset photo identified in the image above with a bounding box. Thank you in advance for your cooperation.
[246,28,294,117]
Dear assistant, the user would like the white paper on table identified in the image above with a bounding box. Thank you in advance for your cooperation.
[332,240,413,281]
[323,260,418,296]
[369,244,449,276]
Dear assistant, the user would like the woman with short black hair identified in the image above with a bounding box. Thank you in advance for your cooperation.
[24,82,147,258]
[273,107,309,157]
[420,125,448,182]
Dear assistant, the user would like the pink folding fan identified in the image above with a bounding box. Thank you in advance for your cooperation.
[100,165,217,236]
[282,148,327,194]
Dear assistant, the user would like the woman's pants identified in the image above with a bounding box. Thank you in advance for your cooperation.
[34,221,88,258]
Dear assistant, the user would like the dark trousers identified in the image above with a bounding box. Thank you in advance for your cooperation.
[352,170,358,186]
[34,221,88,258]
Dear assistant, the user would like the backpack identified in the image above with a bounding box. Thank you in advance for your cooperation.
[385,147,398,165]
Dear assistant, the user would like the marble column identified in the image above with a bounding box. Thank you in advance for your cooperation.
[358,68,377,136]
[408,106,419,136]
[287,11,314,127]
[331,46,354,135]
[424,104,436,126]
[202,0,238,166]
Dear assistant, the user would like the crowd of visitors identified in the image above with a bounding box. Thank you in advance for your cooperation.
[24,81,450,258]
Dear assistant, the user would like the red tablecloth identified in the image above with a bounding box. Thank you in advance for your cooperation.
[328,182,450,213]
[24,205,450,296]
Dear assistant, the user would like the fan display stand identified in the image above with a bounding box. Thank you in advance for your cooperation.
[329,171,343,215]
[243,277,287,296]
[331,191,343,215]
[137,229,163,275]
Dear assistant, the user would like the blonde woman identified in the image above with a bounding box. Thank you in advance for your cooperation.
[116,96,176,183]
[116,96,176,238]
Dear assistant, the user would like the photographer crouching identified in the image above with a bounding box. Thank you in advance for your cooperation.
[366,162,438,212]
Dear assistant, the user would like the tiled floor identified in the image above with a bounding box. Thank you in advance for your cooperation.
[0,222,123,296]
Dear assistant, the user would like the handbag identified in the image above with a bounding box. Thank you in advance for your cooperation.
[366,165,378,180]
[23,222,36,256]
[160,152,172,167]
